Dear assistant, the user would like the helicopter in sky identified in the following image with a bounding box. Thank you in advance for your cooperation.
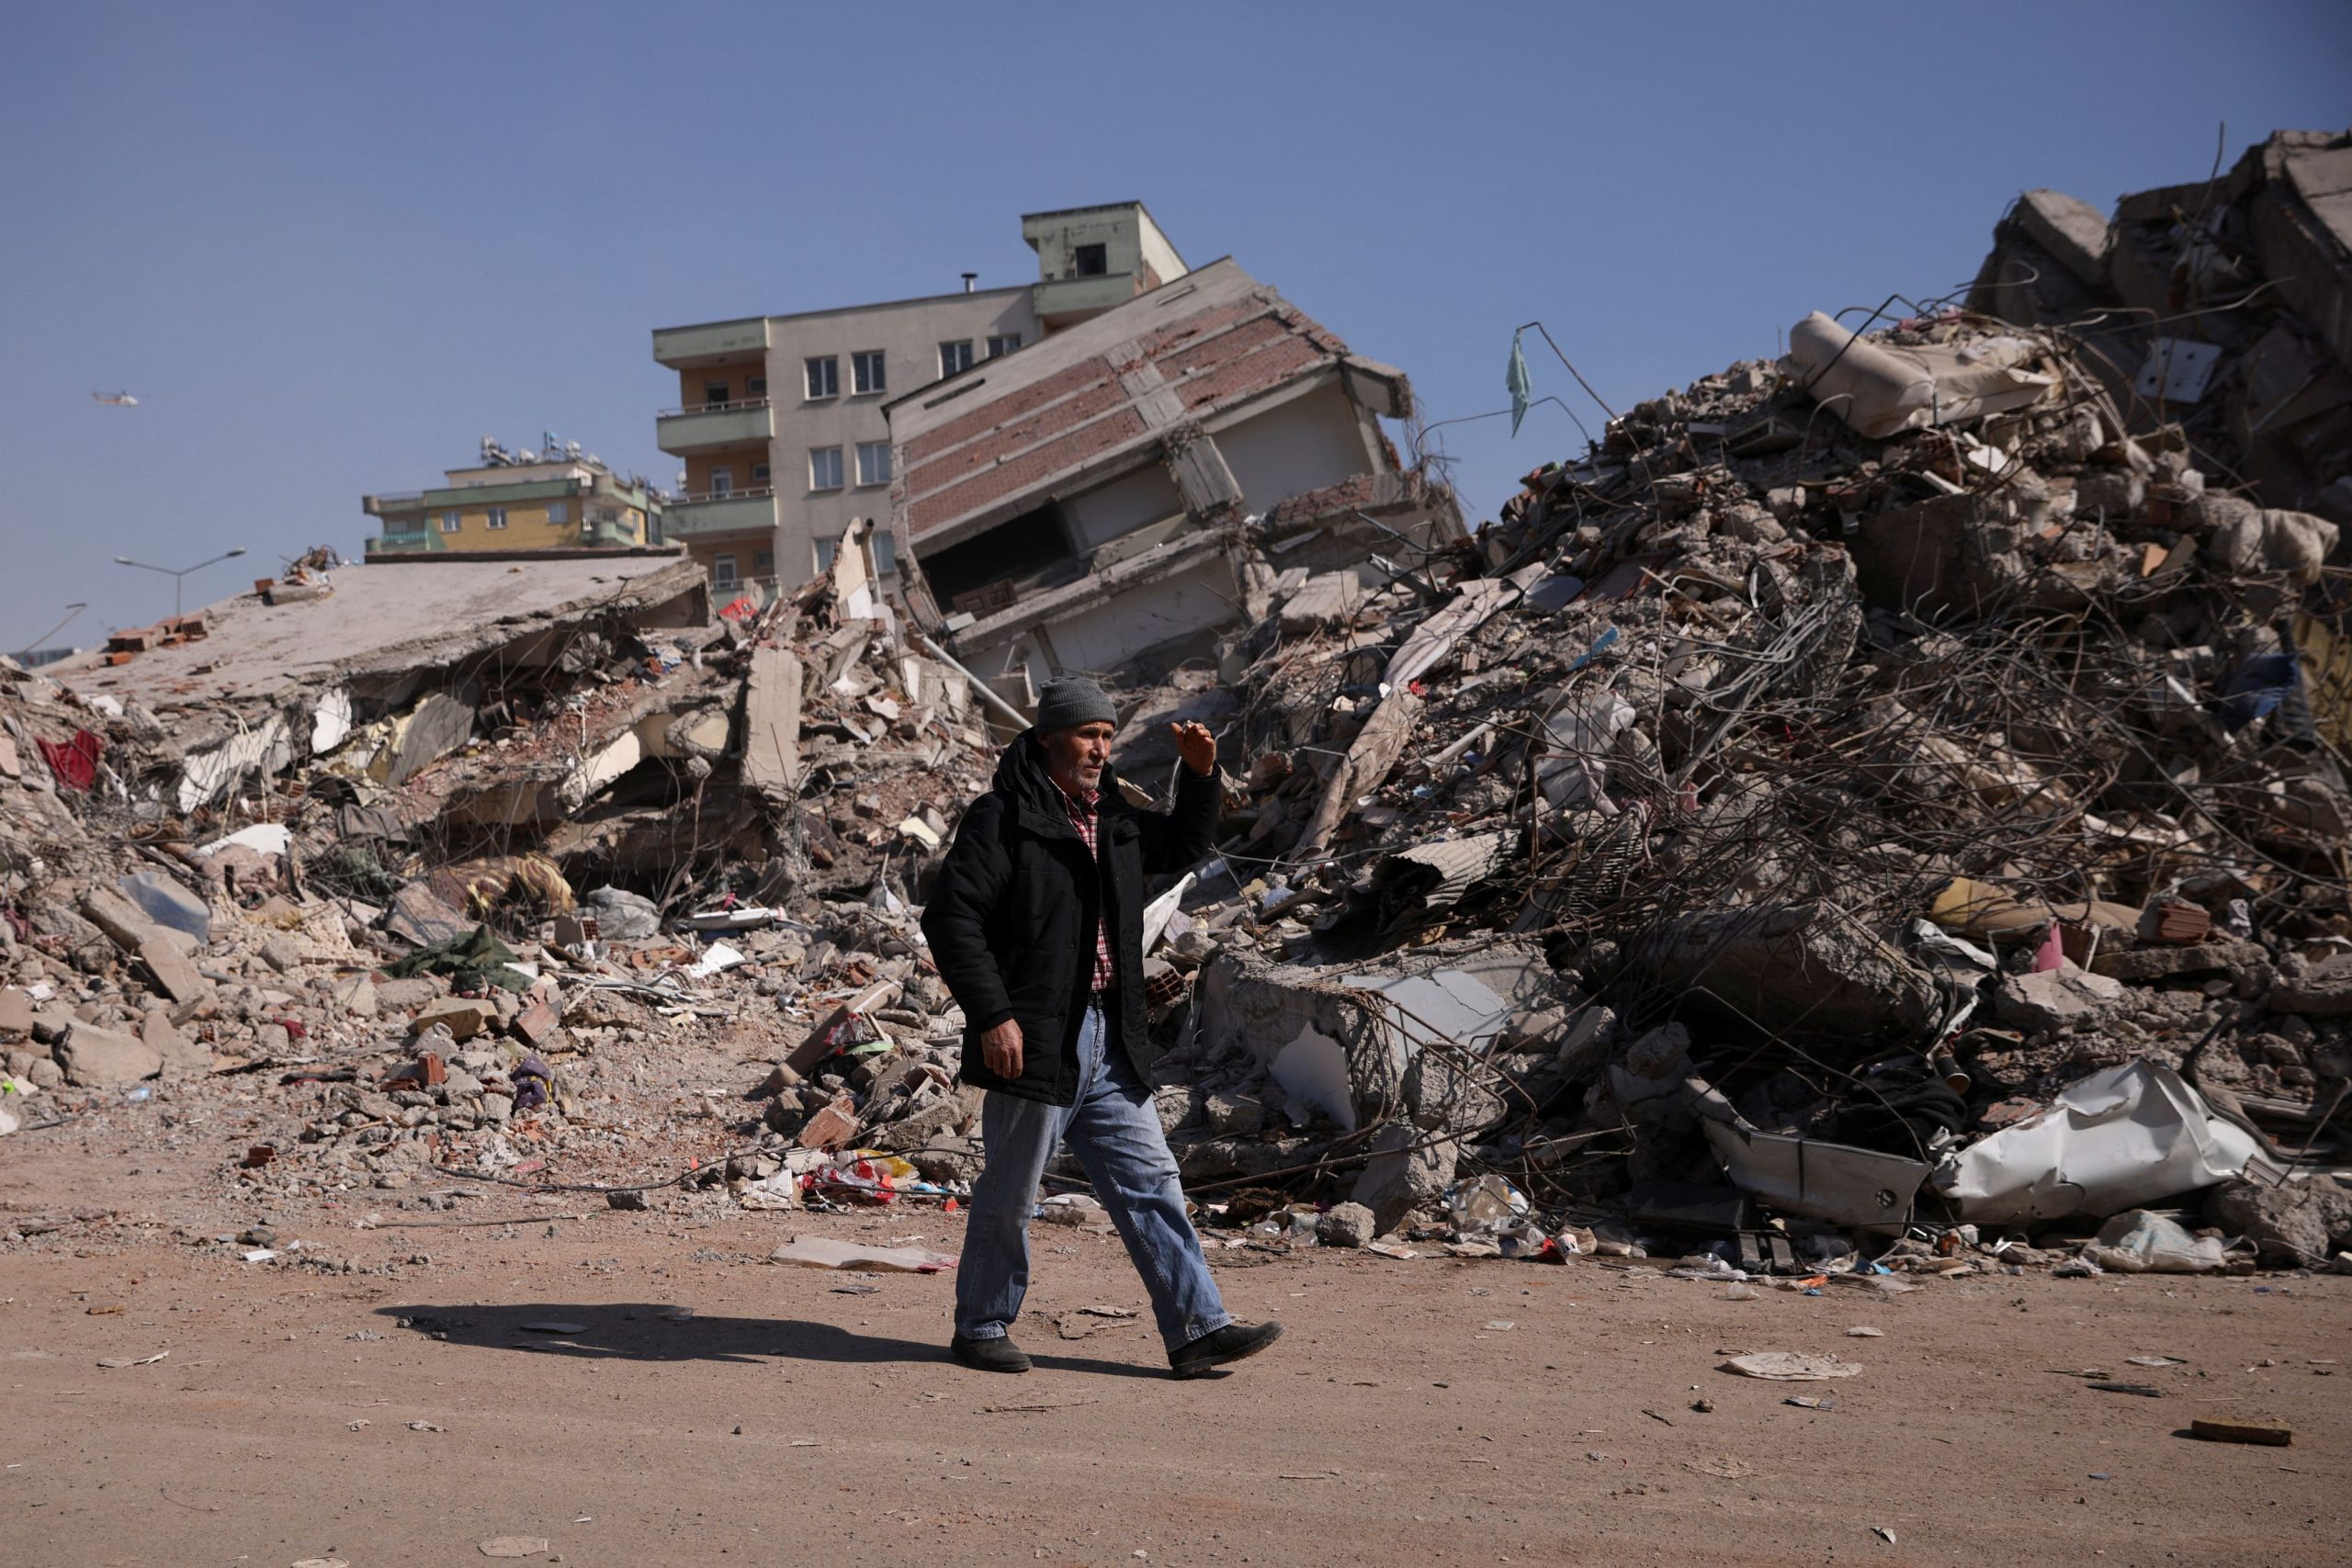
[91,390,140,407]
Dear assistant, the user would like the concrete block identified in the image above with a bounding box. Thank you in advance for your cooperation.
[1317,1201,1376,1248]
[142,1007,209,1077]
[1994,966,2125,1032]
[1350,1122,1458,1233]
[1204,1092,1265,1136]
[1632,903,1940,1043]
[80,887,158,953]
[2267,954,2352,1016]
[56,1022,164,1088]
[334,974,379,1019]
[411,997,496,1041]
[138,934,211,1005]
[2015,187,2111,288]
[2207,1175,2352,1264]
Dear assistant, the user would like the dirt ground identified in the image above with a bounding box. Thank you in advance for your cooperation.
[4,1129,2347,1568]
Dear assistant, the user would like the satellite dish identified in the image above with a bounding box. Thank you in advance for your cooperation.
[92,390,139,407]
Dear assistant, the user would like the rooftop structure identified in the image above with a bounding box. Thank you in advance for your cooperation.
[363,436,662,558]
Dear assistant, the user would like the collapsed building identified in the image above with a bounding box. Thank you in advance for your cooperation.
[888,257,1465,703]
[1971,128,2352,525]
[5,138,2350,1283]
[1128,264,2352,1268]
[50,552,708,819]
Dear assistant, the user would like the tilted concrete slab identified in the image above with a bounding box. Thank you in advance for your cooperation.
[48,556,707,809]
[51,556,706,709]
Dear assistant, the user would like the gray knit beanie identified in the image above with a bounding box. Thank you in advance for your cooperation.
[1033,675,1117,733]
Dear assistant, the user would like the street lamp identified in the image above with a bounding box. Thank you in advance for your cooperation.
[113,547,248,617]
[12,602,87,662]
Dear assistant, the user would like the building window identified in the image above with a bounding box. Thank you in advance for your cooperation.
[938,339,974,378]
[439,512,460,533]
[704,379,730,405]
[750,461,771,486]
[745,374,767,400]
[853,350,886,395]
[753,548,775,578]
[1074,243,1108,277]
[713,552,739,588]
[855,441,891,486]
[814,536,838,572]
[872,529,898,575]
[805,355,839,399]
[709,466,733,497]
[547,501,569,525]
[808,446,844,490]
[486,507,507,530]
[986,333,1021,358]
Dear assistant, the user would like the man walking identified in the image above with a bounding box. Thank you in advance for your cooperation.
[922,676,1282,1378]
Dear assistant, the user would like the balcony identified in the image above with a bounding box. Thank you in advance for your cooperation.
[1033,272,1143,327]
[652,316,771,367]
[582,514,647,547]
[664,488,777,539]
[366,530,445,554]
[656,397,775,456]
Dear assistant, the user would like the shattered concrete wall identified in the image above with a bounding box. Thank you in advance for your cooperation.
[1968,129,2352,526]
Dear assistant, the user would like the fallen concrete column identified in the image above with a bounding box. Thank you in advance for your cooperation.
[1293,688,1422,859]
[741,647,803,802]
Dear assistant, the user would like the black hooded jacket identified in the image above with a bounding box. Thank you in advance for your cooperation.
[922,731,1218,1107]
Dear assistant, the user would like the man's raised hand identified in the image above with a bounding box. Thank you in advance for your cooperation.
[1170,720,1217,776]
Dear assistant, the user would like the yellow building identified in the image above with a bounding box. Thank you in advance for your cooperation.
[363,437,665,557]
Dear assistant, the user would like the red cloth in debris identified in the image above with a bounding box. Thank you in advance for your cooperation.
[37,729,103,792]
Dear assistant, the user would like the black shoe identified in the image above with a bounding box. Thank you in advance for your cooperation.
[1169,1320,1283,1379]
[950,1333,1032,1373]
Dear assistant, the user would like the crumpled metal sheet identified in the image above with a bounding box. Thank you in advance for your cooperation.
[1702,1120,1932,1233]
[1931,1060,2260,1224]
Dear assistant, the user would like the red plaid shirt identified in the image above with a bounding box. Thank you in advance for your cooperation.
[1057,781,1117,994]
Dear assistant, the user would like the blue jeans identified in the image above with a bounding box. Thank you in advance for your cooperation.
[956,1006,1233,1352]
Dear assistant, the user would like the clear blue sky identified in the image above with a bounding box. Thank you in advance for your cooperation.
[4,2,2346,650]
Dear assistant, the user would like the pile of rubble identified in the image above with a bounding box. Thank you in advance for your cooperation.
[0,536,1003,1221]
[1091,294,2352,1277]
[6,135,2350,1287]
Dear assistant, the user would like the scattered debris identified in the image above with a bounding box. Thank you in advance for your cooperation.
[1054,1306,1142,1341]
[1722,1353,1864,1382]
[2188,1416,2292,1447]
[981,1398,1102,1415]
[4,130,2349,1332]
[770,1236,957,1273]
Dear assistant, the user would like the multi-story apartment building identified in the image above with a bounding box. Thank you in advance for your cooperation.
[364,437,663,558]
[651,202,1185,601]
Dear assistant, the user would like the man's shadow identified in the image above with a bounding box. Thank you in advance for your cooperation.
[374,1303,1167,1379]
